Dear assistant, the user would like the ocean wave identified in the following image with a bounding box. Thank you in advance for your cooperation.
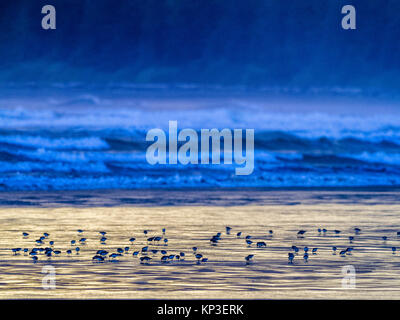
[342,152,400,166]
[1,107,400,143]
[1,100,400,190]
[0,135,109,150]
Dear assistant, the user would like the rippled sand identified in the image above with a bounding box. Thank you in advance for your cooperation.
[1,202,400,299]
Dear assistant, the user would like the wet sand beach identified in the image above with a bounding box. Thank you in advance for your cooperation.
[1,190,400,299]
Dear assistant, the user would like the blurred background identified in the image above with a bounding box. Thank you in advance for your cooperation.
[0,0,399,191]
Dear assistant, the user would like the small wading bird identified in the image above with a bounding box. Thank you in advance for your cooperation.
[245,254,254,265]
[297,230,306,237]
[288,252,294,264]
[195,253,203,264]
[140,256,151,264]
[257,242,266,248]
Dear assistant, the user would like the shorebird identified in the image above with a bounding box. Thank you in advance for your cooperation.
[334,230,341,234]
[303,253,309,262]
[97,250,108,256]
[245,254,254,265]
[392,247,396,254]
[110,253,122,260]
[195,253,203,260]
[154,236,162,243]
[332,246,337,254]
[382,236,387,241]
[236,232,242,237]
[288,252,294,264]
[257,242,266,248]
[92,255,104,262]
[354,228,361,234]
[297,230,306,237]
[246,239,253,246]
[11,248,21,255]
[129,237,136,243]
[312,248,318,254]
[140,256,151,264]
[71,240,76,245]
[210,236,219,245]
[226,226,232,234]
[349,236,354,243]
[22,232,29,237]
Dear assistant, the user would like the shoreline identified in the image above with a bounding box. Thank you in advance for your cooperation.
[0,188,399,208]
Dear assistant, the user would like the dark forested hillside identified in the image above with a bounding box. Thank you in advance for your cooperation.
[0,0,399,91]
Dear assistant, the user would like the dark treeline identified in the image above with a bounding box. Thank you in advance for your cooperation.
[0,0,399,91]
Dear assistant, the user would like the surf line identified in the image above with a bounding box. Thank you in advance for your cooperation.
[146,120,254,175]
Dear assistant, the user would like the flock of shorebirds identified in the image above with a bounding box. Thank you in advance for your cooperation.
[9,226,400,265]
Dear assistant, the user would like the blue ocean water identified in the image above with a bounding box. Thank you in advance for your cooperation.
[1,86,400,190]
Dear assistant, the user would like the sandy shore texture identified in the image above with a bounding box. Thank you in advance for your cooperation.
[1,198,400,299]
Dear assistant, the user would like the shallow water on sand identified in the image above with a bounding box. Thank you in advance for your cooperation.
[1,203,400,299]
